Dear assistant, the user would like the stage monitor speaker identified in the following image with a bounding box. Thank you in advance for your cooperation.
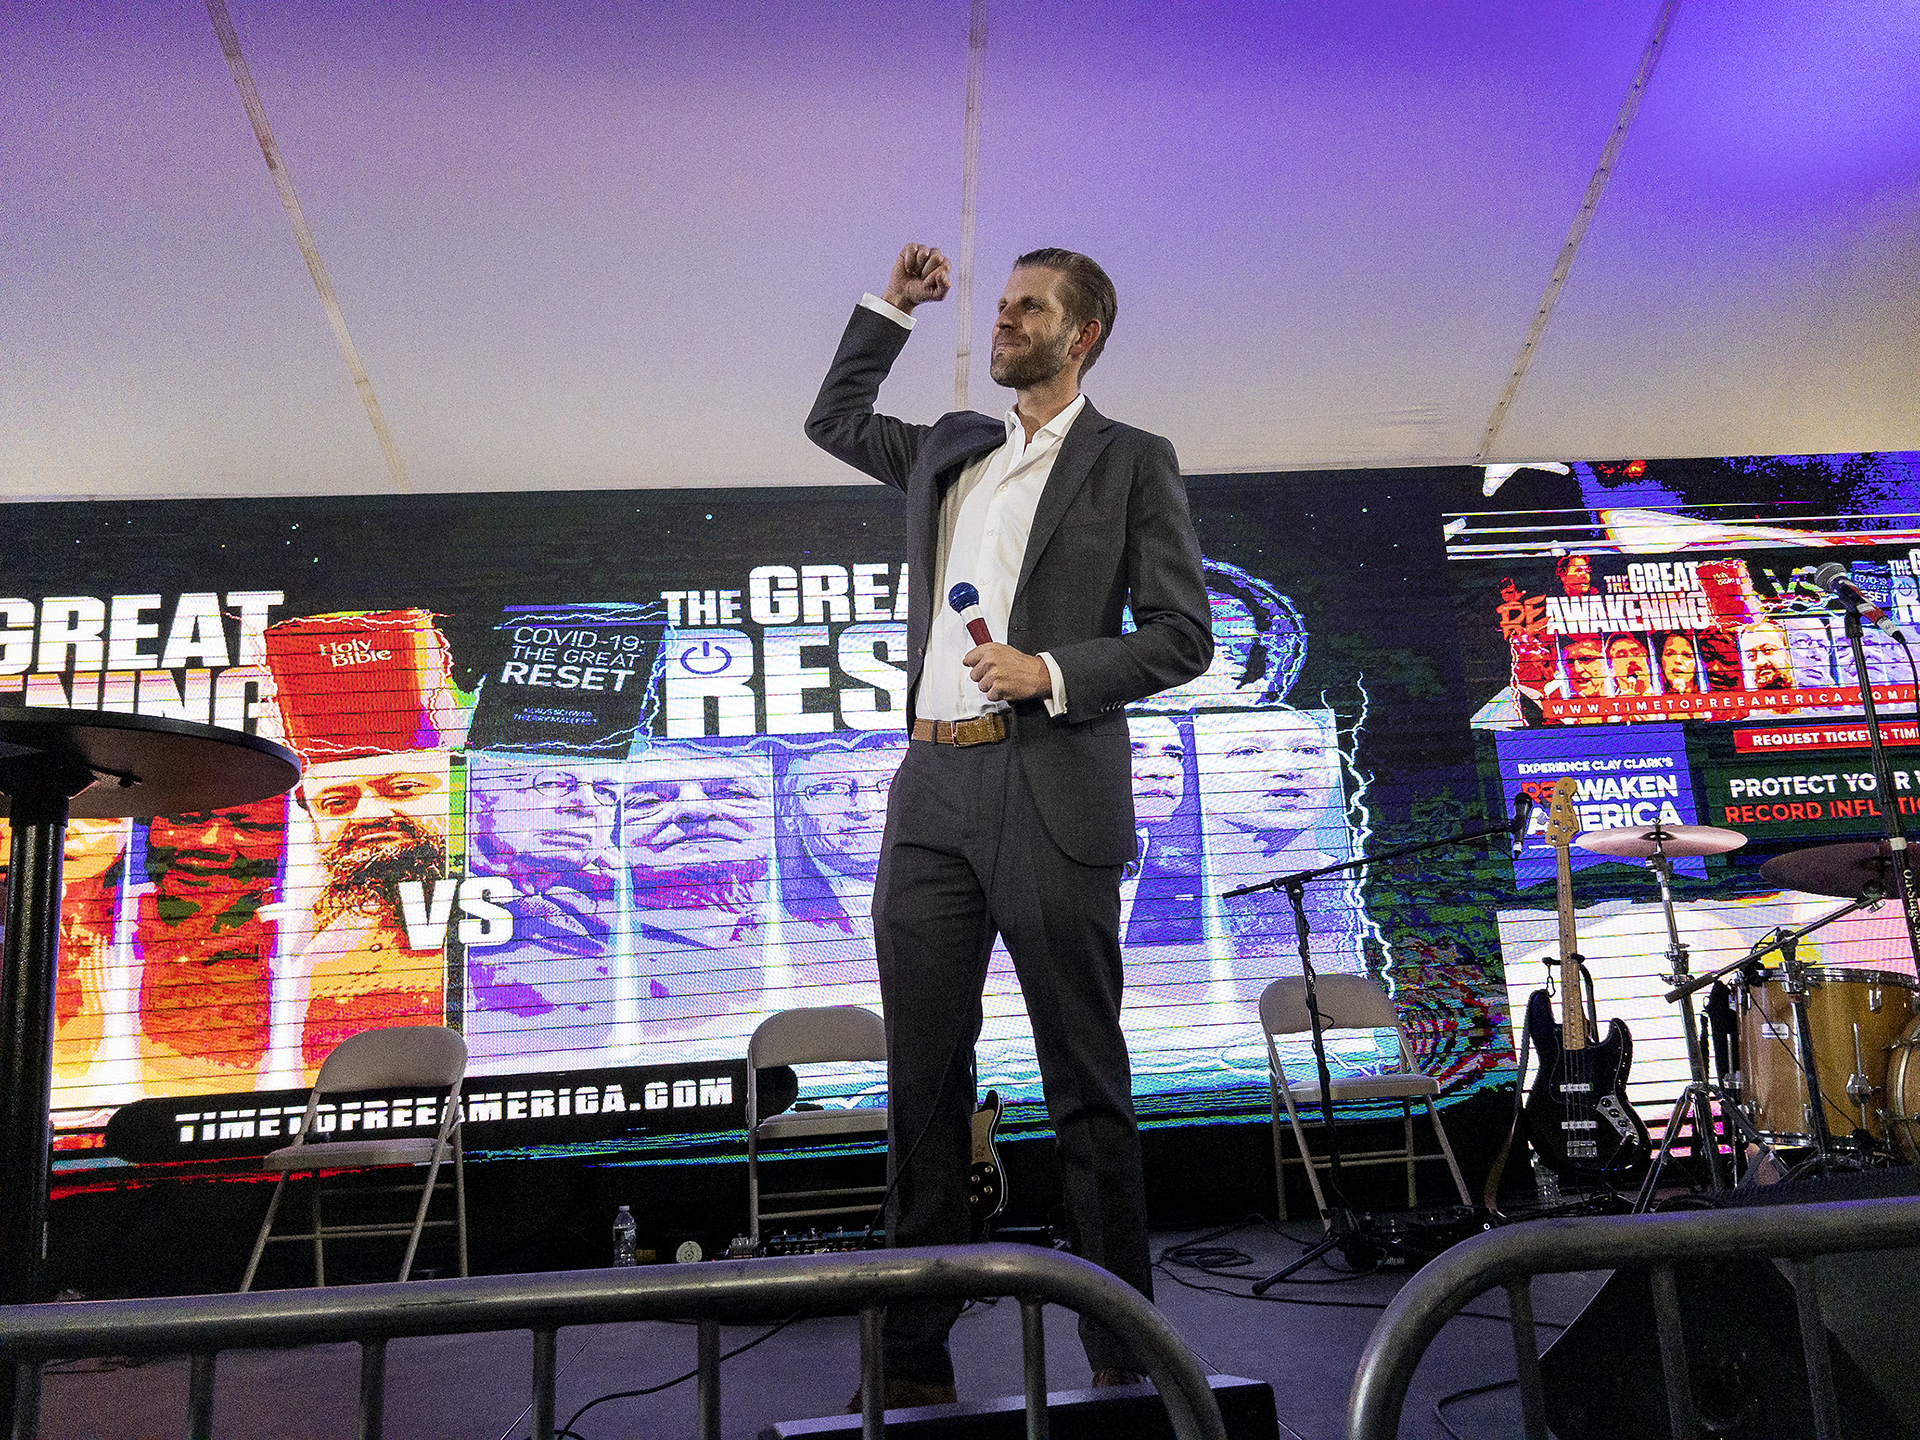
[1539,1256,1896,1440]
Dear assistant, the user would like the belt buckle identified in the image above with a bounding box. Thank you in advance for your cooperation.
[953,715,1001,747]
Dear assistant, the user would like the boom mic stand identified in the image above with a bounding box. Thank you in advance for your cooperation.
[1243,808,1524,1291]
[1835,600,1920,974]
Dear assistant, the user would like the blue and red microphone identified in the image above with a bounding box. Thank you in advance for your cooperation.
[948,583,992,647]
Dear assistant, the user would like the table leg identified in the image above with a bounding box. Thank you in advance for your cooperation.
[1,759,90,1425]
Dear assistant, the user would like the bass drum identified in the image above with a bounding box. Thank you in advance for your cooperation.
[1738,967,1917,1145]
[1889,1016,1920,1163]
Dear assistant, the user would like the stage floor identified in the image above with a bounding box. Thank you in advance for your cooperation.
[33,1221,1608,1440]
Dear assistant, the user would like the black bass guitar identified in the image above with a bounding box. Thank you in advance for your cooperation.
[969,1090,1006,1238]
[1522,778,1651,1186]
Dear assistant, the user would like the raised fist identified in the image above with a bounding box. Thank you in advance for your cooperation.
[882,243,952,313]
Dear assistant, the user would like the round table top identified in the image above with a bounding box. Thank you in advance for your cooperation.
[0,706,301,820]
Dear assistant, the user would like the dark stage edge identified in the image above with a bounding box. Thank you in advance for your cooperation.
[759,1373,1276,1439]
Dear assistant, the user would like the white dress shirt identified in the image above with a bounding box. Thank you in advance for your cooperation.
[860,293,1072,723]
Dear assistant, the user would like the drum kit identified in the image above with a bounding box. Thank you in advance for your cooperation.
[1565,820,1920,1209]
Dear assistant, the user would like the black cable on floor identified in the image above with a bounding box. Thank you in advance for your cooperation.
[1433,1375,1519,1440]
[1158,1215,1385,1285]
[1154,1263,1398,1313]
[1154,1218,1571,1328]
[550,1311,805,1440]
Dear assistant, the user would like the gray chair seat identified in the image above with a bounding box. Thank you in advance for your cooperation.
[261,1136,453,1172]
[755,1107,889,1142]
[1286,1071,1443,1103]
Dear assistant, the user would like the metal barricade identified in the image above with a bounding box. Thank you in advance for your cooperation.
[1,1241,1226,1440]
[1346,1194,1920,1440]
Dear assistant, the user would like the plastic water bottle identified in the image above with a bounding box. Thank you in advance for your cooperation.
[1531,1156,1562,1205]
[612,1204,638,1266]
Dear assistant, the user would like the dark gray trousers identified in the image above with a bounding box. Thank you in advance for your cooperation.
[872,736,1153,1384]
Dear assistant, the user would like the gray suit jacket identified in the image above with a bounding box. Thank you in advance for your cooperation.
[806,305,1213,867]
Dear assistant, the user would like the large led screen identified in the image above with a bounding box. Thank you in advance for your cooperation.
[22,454,1919,1167]
[2,476,1516,1164]
[1452,453,1920,1124]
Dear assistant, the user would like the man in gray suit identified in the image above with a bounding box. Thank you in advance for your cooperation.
[807,243,1212,1402]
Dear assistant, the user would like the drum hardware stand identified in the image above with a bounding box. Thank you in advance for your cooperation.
[1846,1025,1880,1140]
[1571,819,1755,1210]
[1633,971,1774,1213]
[1650,893,1881,1200]
[1764,931,1842,1170]
[1643,830,1732,1198]
[1230,810,1523,1291]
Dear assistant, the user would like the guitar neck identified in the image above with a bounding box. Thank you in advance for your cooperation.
[1555,839,1588,1050]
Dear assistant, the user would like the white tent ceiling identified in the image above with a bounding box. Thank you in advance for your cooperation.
[3,1,1916,504]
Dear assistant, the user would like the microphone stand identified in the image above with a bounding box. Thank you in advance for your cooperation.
[1839,604,1920,973]
[1243,813,1519,1291]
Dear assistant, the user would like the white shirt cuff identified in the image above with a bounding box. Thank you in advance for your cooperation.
[1040,652,1067,717]
[860,293,915,329]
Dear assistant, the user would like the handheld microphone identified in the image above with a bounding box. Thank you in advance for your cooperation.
[1813,562,1908,641]
[948,582,992,647]
[1509,790,1534,861]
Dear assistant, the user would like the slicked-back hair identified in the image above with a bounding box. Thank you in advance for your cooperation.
[1014,247,1116,375]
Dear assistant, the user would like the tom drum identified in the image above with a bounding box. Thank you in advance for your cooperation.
[1738,967,1917,1145]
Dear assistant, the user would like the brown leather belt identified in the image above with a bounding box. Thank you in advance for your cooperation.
[910,714,1008,746]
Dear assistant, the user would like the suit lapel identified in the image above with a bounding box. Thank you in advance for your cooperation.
[912,413,1006,586]
[905,412,1006,713]
[1016,401,1113,597]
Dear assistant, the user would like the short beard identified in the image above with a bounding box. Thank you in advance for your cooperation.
[989,324,1075,390]
[634,858,768,914]
[316,821,447,929]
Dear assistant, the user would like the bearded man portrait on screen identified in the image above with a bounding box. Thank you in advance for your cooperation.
[463,756,623,1068]
[262,610,458,1080]
[622,741,775,1036]
[773,733,904,1000]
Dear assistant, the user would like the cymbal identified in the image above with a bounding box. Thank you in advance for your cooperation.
[1761,841,1899,898]
[1576,823,1748,859]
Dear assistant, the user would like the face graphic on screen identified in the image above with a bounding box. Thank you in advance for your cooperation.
[52,817,131,1084]
[1195,710,1341,844]
[1829,625,1906,689]
[465,761,621,1045]
[1696,630,1744,691]
[785,745,899,883]
[1657,632,1701,694]
[1557,555,1596,598]
[623,751,774,881]
[135,800,284,1087]
[1781,617,1838,689]
[1130,716,1186,828]
[1162,595,1263,707]
[1740,621,1794,691]
[1562,637,1610,697]
[1605,634,1654,696]
[299,751,450,919]
[472,764,620,880]
[147,804,283,885]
